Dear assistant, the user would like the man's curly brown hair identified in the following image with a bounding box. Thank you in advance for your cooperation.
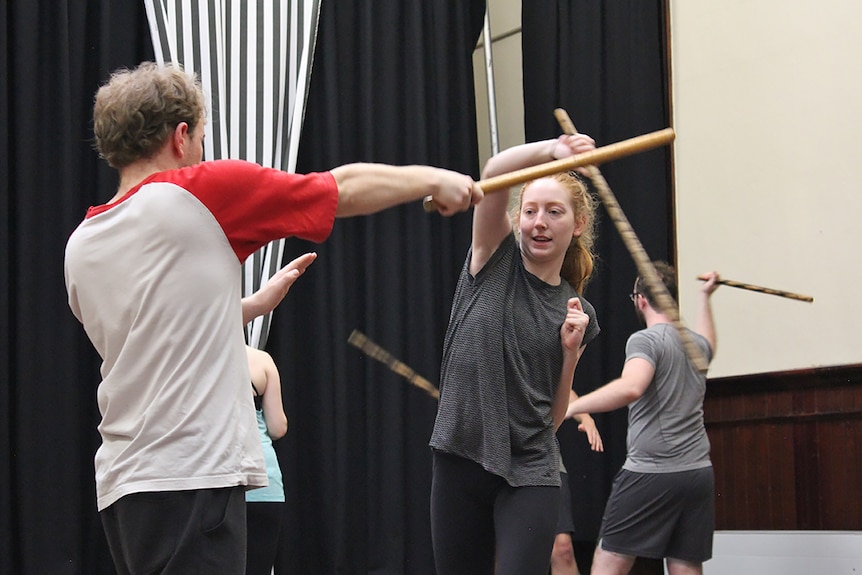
[93,62,206,169]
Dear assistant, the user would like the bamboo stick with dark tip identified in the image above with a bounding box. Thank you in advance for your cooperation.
[696,276,814,303]
[348,329,440,399]
[554,108,709,372]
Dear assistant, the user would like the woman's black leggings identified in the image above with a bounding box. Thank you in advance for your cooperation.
[430,451,560,575]
[246,501,284,575]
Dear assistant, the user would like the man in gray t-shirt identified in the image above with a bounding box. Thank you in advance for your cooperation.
[565,262,721,575]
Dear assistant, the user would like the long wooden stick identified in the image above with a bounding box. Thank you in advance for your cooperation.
[554,109,708,372]
[422,128,675,213]
[696,276,814,303]
[348,329,440,399]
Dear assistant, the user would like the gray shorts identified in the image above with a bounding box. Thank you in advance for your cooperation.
[598,466,714,563]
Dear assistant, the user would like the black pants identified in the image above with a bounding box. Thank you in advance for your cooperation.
[100,486,246,575]
[431,451,560,575]
[246,501,284,575]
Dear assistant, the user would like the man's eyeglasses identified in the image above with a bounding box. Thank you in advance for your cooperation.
[628,292,641,302]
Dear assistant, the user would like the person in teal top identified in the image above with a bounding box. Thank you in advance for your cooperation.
[240,252,316,575]
[244,345,287,575]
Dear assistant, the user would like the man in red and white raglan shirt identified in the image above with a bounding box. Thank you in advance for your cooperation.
[64,61,482,575]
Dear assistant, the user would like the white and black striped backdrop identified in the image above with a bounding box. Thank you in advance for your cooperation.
[144,0,322,349]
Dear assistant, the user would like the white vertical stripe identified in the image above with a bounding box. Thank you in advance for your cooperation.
[166,0,179,60]
[289,1,298,119]
[249,244,274,345]
[213,1,229,160]
[287,0,321,173]
[144,0,166,64]
[259,239,286,349]
[261,2,275,168]
[181,2,195,73]
[244,252,255,301]
[273,4,289,171]
[229,0,242,159]
[197,0,216,161]
[245,0,257,163]
[286,2,300,170]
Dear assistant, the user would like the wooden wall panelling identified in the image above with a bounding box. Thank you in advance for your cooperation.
[704,364,862,530]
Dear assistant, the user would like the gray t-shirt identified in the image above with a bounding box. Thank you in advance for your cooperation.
[429,234,599,487]
[623,323,713,473]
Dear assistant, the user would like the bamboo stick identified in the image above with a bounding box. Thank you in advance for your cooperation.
[422,128,675,212]
[697,276,814,303]
[348,330,440,399]
[554,109,708,372]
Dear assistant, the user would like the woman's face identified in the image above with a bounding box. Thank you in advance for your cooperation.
[517,178,582,265]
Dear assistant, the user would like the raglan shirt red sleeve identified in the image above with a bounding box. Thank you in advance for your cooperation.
[149,159,339,262]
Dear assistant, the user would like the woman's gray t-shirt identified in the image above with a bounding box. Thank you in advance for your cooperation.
[429,234,599,487]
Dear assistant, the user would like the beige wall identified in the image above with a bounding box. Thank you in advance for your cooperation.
[671,1,862,377]
[476,2,861,378]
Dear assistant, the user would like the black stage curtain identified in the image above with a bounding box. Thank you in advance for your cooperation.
[2,1,484,574]
[275,1,486,573]
[521,0,672,568]
[2,4,156,574]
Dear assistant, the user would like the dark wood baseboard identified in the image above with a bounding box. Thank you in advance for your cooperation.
[705,363,862,530]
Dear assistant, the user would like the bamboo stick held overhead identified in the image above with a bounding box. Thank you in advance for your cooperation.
[696,276,814,303]
[422,128,676,213]
[553,108,709,372]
